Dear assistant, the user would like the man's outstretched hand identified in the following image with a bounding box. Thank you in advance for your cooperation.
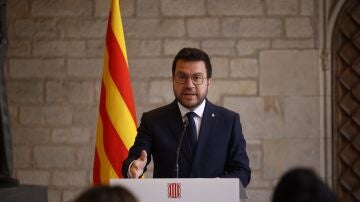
[129,150,147,178]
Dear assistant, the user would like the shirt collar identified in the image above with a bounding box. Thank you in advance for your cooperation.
[178,99,206,118]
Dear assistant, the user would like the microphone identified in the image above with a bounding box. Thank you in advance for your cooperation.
[175,118,189,178]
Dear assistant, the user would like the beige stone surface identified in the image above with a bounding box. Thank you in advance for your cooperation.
[132,81,150,105]
[120,0,136,17]
[7,80,44,103]
[285,17,314,38]
[52,127,91,144]
[13,146,31,168]
[212,57,230,78]
[230,59,259,78]
[57,19,107,39]
[187,18,220,38]
[46,80,94,104]
[9,59,65,78]
[7,0,30,18]
[301,0,315,16]
[130,58,172,78]
[207,80,257,103]
[265,0,299,15]
[247,171,273,189]
[236,40,271,56]
[245,189,273,202]
[202,39,237,56]
[208,0,263,16]
[66,81,95,104]
[263,138,321,179]
[259,50,319,96]
[94,0,111,17]
[67,59,103,78]
[5,0,329,201]
[224,97,284,139]
[19,106,73,125]
[123,19,185,38]
[72,106,98,126]
[77,146,95,169]
[247,143,262,170]
[48,189,61,202]
[7,40,31,57]
[140,40,162,56]
[52,171,88,187]
[224,96,321,140]
[222,18,283,38]
[34,146,76,168]
[136,0,160,17]
[14,19,57,39]
[31,0,92,17]
[86,40,105,57]
[161,0,206,16]
[283,96,320,138]
[17,170,50,185]
[272,39,315,48]
[33,40,87,57]
[163,39,200,56]
[12,127,51,145]
[149,80,174,104]
[124,39,141,57]
[8,105,18,127]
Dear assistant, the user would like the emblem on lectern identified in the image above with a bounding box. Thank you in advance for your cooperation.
[168,183,181,198]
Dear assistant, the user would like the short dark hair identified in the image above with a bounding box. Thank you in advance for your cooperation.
[171,47,212,78]
[73,185,138,202]
[272,168,337,202]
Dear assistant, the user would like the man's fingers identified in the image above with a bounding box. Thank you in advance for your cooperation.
[133,150,147,170]
[139,150,147,162]
[129,150,148,178]
[132,162,140,170]
[130,164,142,178]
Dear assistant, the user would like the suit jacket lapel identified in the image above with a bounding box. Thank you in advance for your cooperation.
[167,100,193,163]
[168,100,183,141]
[190,100,216,176]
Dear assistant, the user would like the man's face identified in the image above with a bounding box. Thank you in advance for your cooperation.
[173,59,211,110]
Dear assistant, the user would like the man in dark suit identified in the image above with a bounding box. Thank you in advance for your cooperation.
[122,47,251,187]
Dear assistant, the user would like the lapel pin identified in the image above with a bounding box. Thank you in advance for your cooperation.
[211,113,215,117]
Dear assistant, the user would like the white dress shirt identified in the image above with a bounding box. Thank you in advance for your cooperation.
[177,99,206,138]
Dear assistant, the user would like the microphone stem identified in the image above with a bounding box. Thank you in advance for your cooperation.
[175,120,188,178]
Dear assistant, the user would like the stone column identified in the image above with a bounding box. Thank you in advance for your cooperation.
[0,0,15,182]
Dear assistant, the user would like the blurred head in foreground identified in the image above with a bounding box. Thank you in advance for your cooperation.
[272,168,337,202]
[73,185,138,202]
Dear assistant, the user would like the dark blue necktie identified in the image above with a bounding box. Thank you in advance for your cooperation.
[186,112,197,154]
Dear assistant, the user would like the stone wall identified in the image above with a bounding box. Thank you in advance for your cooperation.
[6,0,323,202]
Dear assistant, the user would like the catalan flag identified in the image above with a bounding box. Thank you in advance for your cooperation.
[93,0,137,184]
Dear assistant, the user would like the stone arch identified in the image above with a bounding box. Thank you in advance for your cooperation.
[323,0,360,201]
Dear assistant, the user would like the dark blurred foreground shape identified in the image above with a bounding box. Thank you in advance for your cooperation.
[73,185,138,202]
[272,168,337,202]
[0,0,18,187]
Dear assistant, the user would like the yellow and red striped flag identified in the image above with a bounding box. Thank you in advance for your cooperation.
[93,0,137,185]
